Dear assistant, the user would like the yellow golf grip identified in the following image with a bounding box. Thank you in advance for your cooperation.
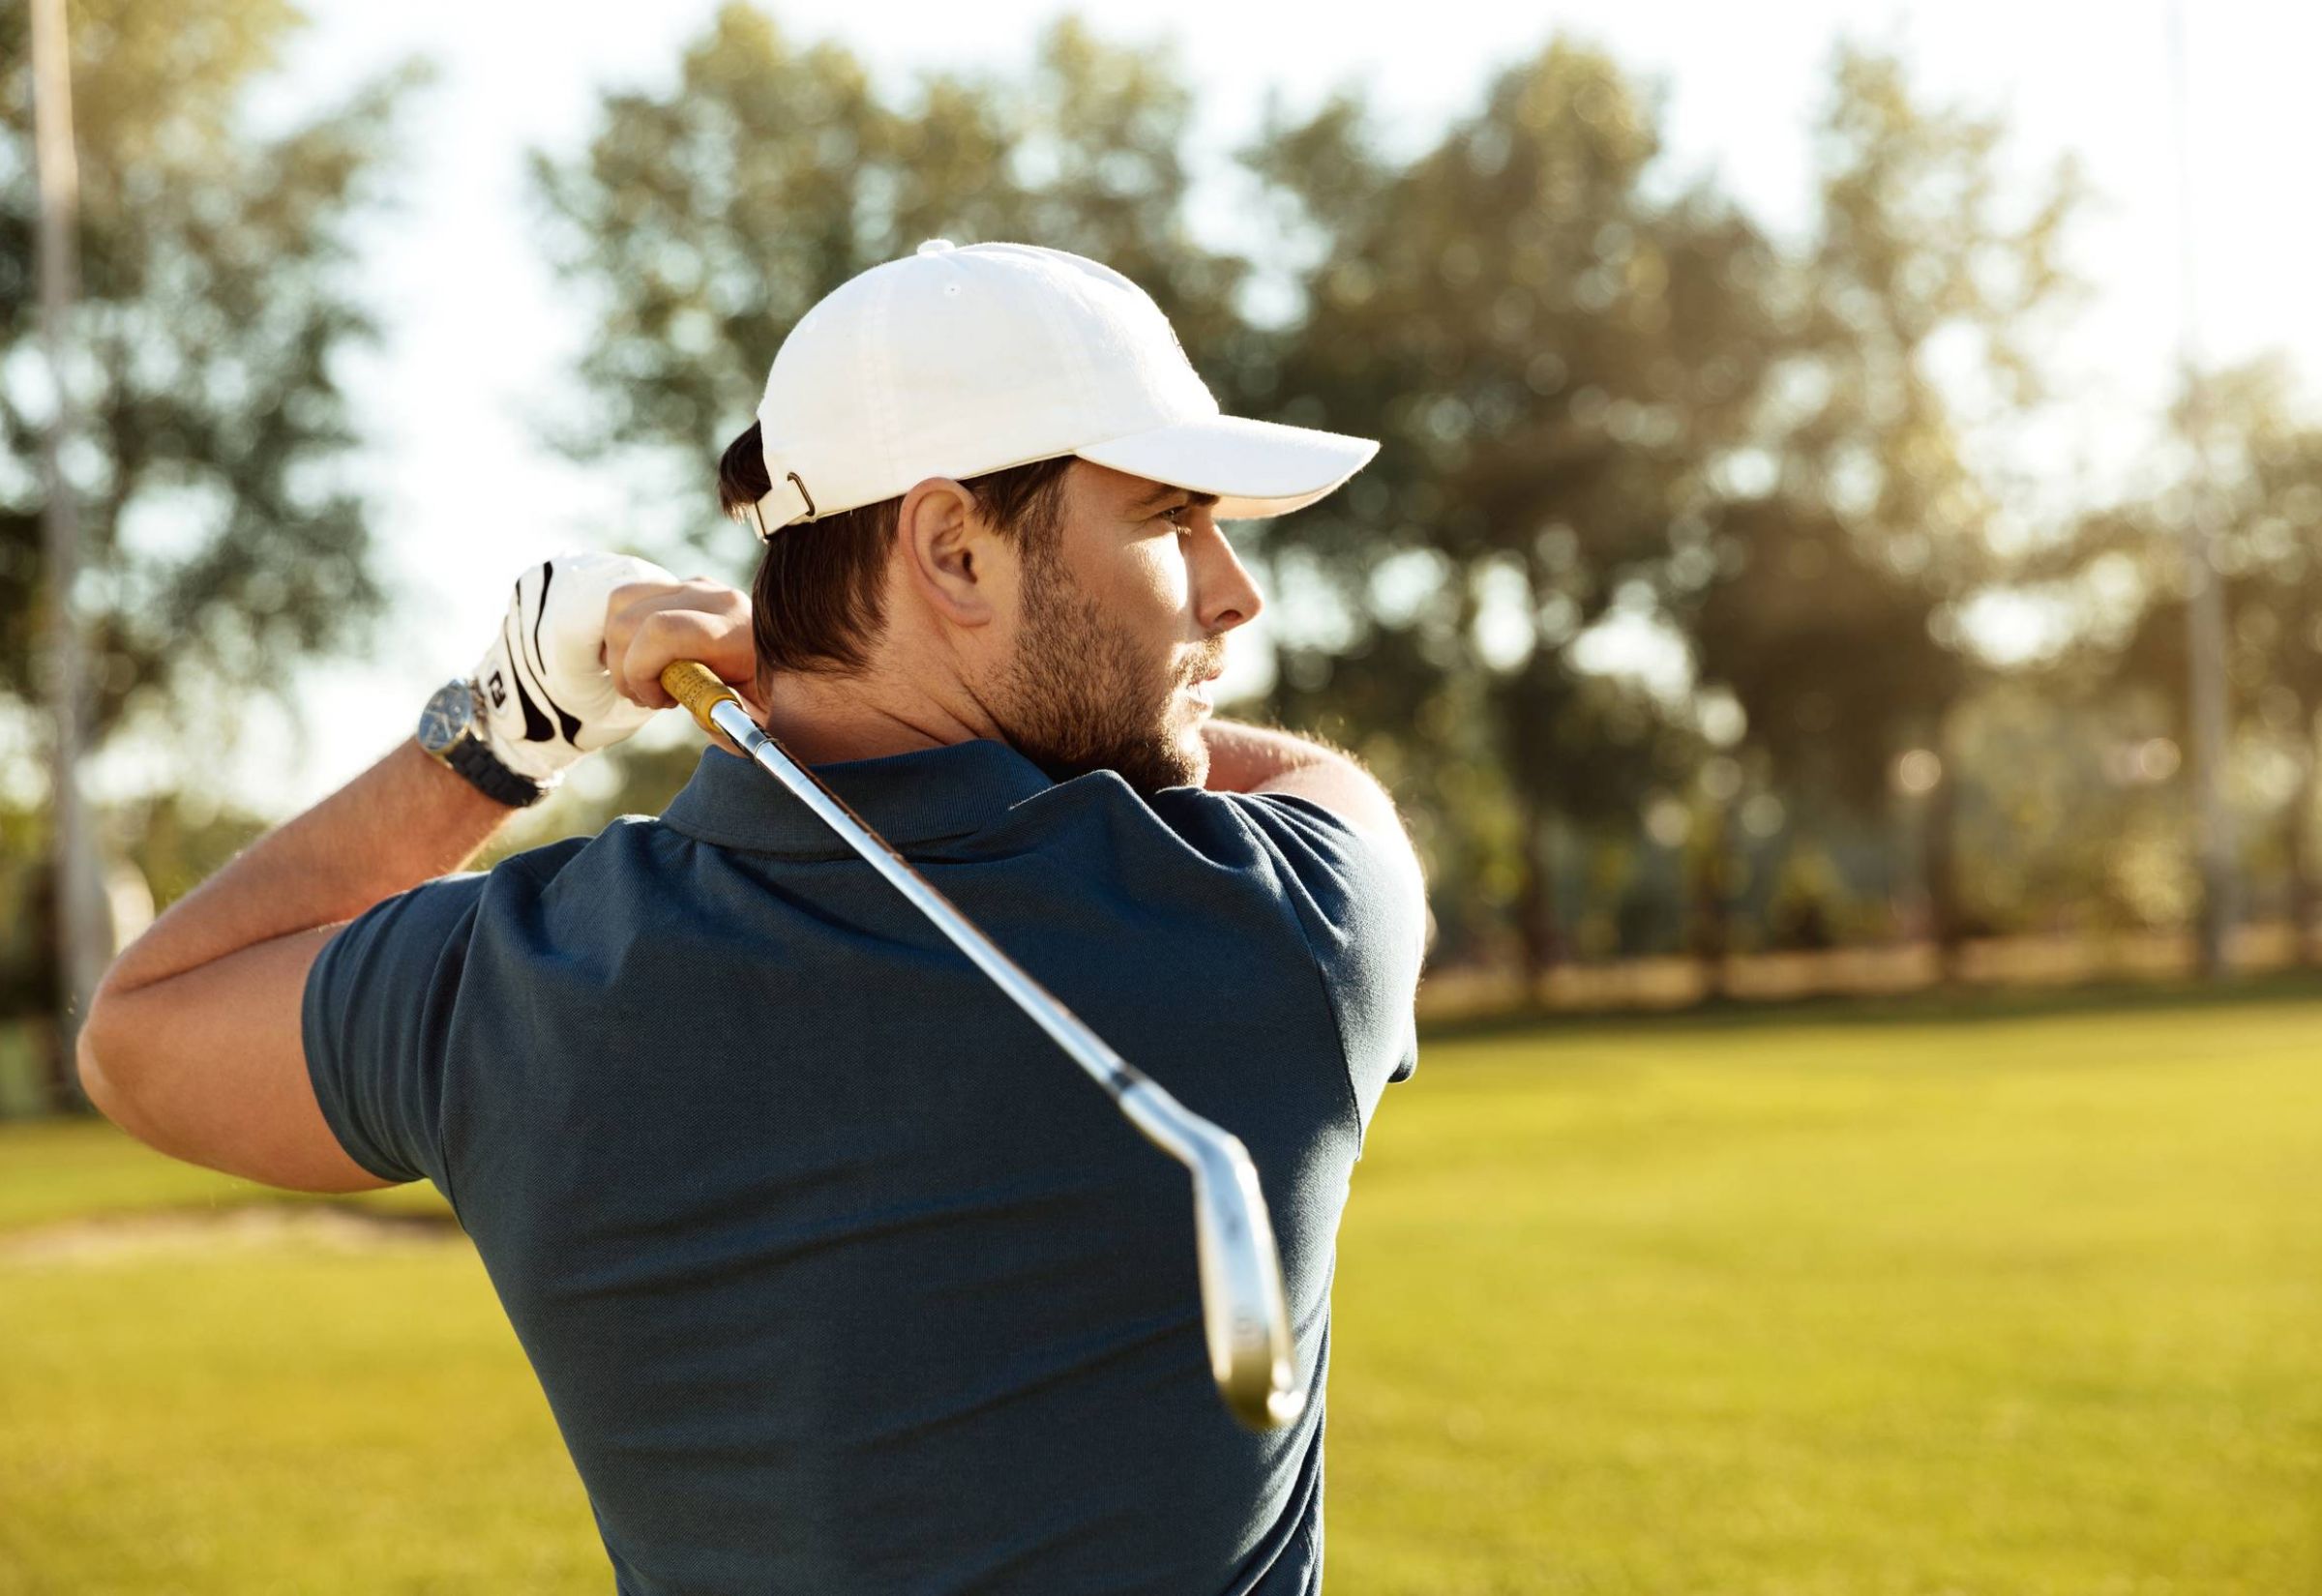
[661,660,742,742]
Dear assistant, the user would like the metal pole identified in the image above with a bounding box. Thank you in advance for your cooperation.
[2167,0,2236,979]
[31,0,110,1108]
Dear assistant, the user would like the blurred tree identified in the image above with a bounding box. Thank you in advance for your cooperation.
[0,0,424,1111]
[0,785,274,1114]
[529,5,1251,564]
[2069,356,2322,963]
[1937,675,2179,938]
[1683,43,2087,982]
[1497,658,1700,973]
[0,803,59,1101]
[1684,497,1956,965]
[1765,842,1845,952]
[109,789,271,907]
[1235,36,1786,989]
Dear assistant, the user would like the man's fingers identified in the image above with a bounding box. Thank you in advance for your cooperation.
[605,587,757,712]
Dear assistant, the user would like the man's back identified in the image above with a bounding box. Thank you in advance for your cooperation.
[303,735,1424,1593]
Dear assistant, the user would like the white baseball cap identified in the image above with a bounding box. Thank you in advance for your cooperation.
[739,238,1380,541]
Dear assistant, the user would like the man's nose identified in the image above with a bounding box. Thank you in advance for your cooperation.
[1196,523,1265,635]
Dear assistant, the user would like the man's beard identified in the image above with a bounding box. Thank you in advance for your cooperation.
[997,539,1206,798]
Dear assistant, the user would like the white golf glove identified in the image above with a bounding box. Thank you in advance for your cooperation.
[469,549,679,785]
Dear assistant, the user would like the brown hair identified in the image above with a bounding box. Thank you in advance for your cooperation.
[718,423,1080,686]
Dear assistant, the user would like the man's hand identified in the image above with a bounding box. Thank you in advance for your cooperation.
[76,553,774,1193]
[470,552,765,775]
[598,572,764,758]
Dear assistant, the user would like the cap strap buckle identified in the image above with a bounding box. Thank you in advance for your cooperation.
[745,471,819,542]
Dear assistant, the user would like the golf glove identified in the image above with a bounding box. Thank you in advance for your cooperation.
[469,549,678,784]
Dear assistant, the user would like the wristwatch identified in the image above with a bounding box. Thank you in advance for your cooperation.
[416,676,551,808]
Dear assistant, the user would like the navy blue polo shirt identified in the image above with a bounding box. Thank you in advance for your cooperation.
[303,734,1426,1594]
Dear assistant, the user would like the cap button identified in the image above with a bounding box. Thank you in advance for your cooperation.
[916,238,956,255]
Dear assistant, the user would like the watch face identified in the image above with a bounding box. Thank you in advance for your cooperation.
[417,679,477,755]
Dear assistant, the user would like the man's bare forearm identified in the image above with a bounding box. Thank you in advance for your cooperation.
[97,737,516,1001]
[1199,718,1360,794]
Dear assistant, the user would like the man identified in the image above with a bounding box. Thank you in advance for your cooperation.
[78,240,1430,1593]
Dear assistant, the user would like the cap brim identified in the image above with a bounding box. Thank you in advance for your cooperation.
[1074,413,1380,521]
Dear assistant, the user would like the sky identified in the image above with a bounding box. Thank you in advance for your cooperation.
[72,0,2322,817]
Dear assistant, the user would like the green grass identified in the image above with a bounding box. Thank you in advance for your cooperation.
[2,994,2318,1594]
[0,1117,451,1236]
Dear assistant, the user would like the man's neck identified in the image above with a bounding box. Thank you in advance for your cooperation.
[751,667,1007,765]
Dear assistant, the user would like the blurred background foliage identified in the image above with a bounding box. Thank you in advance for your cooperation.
[2,0,425,1104]
[7,0,2321,1108]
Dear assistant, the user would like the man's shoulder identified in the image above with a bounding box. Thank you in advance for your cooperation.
[973,769,1283,876]
[986,771,1425,931]
[1169,788,1428,1127]
[481,821,659,899]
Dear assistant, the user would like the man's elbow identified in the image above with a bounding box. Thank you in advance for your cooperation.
[75,987,148,1136]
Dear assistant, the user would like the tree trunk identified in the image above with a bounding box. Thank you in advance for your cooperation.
[2288,709,2319,968]
[1688,790,1733,1000]
[33,863,95,1116]
[1512,800,1564,997]
[13,863,90,1117]
[1922,728,1965,987]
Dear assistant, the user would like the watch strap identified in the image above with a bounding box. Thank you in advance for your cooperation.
[446,724,552,808]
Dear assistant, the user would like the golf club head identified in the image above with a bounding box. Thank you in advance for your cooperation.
[1186,1132,1306,1431]
[1116,1078,1306,1429]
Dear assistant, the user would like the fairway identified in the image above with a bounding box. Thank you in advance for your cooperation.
[3,992,2318,1594]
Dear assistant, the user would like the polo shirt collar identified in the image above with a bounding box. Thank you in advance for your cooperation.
[658,736,1058,856]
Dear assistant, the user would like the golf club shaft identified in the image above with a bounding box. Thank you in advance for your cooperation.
[664,654,1309,1429]
[665,669,1251,1150]
[659,660,1301,1426]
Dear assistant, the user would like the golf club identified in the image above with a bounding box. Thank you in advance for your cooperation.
[659,659,1307,1431]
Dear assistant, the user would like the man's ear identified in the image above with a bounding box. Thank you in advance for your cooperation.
[897,477,1005,627]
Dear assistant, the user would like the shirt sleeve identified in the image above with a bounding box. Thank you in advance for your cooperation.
[302,870,491,1191]
[1214,791,1428,1140]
